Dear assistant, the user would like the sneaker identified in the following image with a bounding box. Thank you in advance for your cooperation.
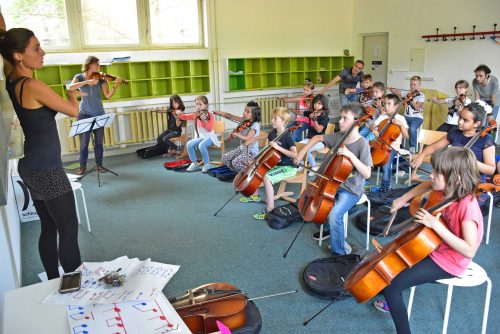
[327,241,354,254]
[308,166,319,177]
[409,147,416,154]
[253,210,268,220]
[202,163,217,173]
[312,229,330,240]
[75,167,86,175]
[297,166,304,172]
[186,163,201,172]
[240,195,261,203]
[373,300,390,313]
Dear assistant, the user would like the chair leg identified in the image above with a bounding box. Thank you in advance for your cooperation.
[73,190,81,225]
[79,188,91,232]
[365,199,371,250]
[482,277,492,334]
[343,211,348,238]
[485,192,493,244]
[407,286,416,319]
[395,154,400,184]
[442,284,454,334]
[319,225,323,246]
[376,167,380,186]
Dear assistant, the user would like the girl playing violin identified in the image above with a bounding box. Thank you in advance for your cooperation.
[178,95,220,173]
[359,81,385,141]
[215,101,261,173]
[294,103,372,254]
[282,81,314,142]
[299,94,330,176]
[157,94,185,157]
[411,102,496,182]
[69,56,124,175]
[431,80,471,133]
[244,107,297,219]
[375,146,483,334]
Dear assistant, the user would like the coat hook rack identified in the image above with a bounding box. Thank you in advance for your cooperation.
[470,25,476,40]
[421,24,499,42]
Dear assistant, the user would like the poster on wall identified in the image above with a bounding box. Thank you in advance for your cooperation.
[11,175,38,222]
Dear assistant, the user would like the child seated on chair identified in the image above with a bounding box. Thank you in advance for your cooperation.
[242,107,297,220]
[372,94,409,192]
[431,80,471,133]
[299,94,330,176]
[283,81,315,142]
[373,147,483,333]
[215,101,261,173]
[157,94,186,157]
[178,95,220,173]
[345,74,373,105]
[294,103,372,255]
[359,81,385,141]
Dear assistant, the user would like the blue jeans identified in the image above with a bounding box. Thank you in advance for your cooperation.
[289,122,309,142]
[300,139,325,167]
[321,188,361,255]
[187,137,214,164]
[492,106,499,121]
[404,116,423,150]
[381,150,397,189]
[78,113,104,167]
[339,92,358,106]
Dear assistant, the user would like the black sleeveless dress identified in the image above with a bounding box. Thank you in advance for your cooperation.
[6,76,71,200]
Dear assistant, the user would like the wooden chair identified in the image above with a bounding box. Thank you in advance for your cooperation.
[315,123,335,155]
[170,124,189,159]
[209,120,226,165]
[273,142,309,203]
[409,129,447,182]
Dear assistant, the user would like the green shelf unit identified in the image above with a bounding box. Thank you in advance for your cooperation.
[172,78,191,94]
[129,62,151,80]
[152,79,172,96]
[33,59,210,100]
[245,59,261,74]
[190,60,209,76]
[151,61,171,78]
[261,58,276,73]
[191,77,210,93]
[171,61,190,77]
[227,55,356,91]
[229,75,246,91]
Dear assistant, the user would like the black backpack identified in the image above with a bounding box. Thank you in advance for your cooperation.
[266,203,302,229]
[136,143,165,159]
[303,254,362,299]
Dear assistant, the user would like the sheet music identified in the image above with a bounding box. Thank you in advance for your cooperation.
[68,113,116,137]
[43,256,180,306]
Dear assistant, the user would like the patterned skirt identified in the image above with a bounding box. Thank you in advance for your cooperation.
[18,161,72,201]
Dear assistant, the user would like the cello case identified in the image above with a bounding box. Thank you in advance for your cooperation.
[231,301,262,334]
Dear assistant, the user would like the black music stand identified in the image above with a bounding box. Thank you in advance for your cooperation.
[68,113,117,187]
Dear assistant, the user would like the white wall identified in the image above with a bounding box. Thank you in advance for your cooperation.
[353,0,500,96]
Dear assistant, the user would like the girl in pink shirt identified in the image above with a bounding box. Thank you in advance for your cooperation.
[376,146,483,333]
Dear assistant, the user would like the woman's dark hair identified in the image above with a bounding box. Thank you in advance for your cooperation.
[463,102,486,123]
[0,28,35,65]
[82,55,99,72]
[313,94,329,111]
[246,100,261,123]
[170,94,185,111]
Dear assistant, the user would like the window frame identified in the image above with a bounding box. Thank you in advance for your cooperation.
[20,0,206,53]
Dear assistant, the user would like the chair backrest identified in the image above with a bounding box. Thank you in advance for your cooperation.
[212,120,225,135]
[258,131,268,147]
[418,129,447,146]
[325,123,335,135]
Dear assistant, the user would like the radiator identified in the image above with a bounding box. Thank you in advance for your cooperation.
[64,109,168,152]
[255,97,286,126]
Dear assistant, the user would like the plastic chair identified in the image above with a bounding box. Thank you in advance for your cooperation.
[70,182,91,232]
[375,149,412,186]
[318,193,371,250]
[407,261,491,334]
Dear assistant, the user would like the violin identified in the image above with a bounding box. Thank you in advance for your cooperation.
[370,93,417,167]
[298,107,374,224]
[229,119,252,140]
[344,193,454,303]
[403,90,419,106]
[169,282,247,334]
[90,72,129,85]
[233,125,300,196]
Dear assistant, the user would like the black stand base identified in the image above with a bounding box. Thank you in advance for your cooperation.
[79,165,118,187]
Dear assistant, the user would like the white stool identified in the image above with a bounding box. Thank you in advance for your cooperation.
[375,150,412,187]
[70,182,91,232]
[318,194,371,250]
[407,261,492,334]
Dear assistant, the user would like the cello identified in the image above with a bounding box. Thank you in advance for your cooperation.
[233,125,300,196]
[298,107,374,224]
[370,92,419,167]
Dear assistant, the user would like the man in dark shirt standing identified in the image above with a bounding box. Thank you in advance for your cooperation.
[320,60,365,106]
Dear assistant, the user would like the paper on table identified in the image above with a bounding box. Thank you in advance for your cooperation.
[43,256,180,306]
[66,293,192,334]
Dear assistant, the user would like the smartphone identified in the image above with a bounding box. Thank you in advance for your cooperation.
[59,271,82,294]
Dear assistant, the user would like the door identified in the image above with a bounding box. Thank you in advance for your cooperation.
[362,34,388,84]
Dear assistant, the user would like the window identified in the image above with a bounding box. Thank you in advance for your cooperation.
[149,0,201,45]
[3,0,70,49]
[81,0,139,46]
